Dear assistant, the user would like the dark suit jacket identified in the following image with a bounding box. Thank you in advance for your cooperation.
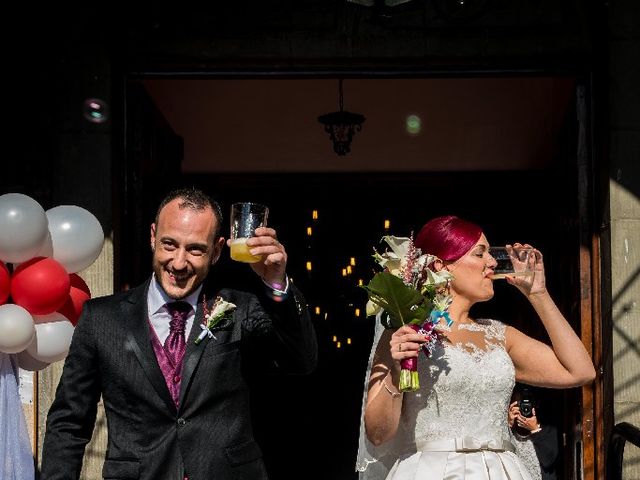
[41,278,317,480]
[530,424,559,480]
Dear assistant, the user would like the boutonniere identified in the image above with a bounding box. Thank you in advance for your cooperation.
[195,296,237,345]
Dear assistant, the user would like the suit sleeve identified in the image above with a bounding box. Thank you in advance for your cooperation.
[41,302,102,480]
[244,283,317,375]
[530,424,559,470]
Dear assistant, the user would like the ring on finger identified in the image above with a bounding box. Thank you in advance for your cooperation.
[398,343,402,352]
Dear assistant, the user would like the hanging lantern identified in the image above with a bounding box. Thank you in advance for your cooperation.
[318,79,366,156]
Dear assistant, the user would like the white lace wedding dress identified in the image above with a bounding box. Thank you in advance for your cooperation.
[356,318,540,480]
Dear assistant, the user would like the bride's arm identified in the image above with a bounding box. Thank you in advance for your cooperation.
[506,294,595,387]
[505,244,596,387]
[364,326,425,446]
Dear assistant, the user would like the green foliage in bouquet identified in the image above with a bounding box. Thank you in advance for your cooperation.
[362,235,454,392]
[362,272,433,329]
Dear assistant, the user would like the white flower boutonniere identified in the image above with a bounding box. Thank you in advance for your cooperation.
[195,296,237,345]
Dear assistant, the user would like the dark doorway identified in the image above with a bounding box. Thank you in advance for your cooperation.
[120,76,587,480]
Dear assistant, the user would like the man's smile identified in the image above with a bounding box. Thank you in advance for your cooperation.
[167,269,191,283]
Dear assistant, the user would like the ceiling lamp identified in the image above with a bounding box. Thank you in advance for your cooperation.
[318,79,366,156]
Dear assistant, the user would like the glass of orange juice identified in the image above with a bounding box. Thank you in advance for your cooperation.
[229,202,269,263]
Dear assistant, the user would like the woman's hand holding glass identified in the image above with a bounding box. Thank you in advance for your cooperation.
[505,242,547,298]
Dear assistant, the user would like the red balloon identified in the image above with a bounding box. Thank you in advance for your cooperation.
[0,261,9,305]
[11,257,70,315]
[57,273,91,326]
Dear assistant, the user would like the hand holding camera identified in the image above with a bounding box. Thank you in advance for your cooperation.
[518,396,534,418]
[509,390,542,435]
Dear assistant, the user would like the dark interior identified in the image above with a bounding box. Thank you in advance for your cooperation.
[120,76,584,478]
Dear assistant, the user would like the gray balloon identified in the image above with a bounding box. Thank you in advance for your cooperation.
[0,193,49,263]
[0,304,35,354]
[16,349,50,372]
[46,205,104,273]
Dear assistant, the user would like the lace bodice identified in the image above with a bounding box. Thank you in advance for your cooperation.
[398,319,515,445]
[356,318,537,479]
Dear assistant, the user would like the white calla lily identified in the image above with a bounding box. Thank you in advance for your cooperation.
[195,297,237,345]
[362,233,455,394]
[208,299,236,319]
[366,300,382,317]
[425,268,453,287]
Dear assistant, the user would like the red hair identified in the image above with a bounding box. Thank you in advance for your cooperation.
[414,215,483,262]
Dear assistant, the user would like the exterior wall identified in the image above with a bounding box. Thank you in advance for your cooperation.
[20,2,639,478]
[609,1,640,478]
[37,239,113,478]
[608,1,640,478]
[610,183,640,477]
[25,15,114,477]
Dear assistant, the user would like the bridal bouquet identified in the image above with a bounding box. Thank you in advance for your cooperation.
[363,235,454,392]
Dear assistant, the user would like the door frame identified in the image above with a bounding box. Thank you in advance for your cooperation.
[114,67,605,480]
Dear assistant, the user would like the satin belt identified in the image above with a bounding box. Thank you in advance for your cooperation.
[389,437,526,480]
[416,436,516,453]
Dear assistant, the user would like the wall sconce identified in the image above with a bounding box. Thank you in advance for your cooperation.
[318,79,366,156]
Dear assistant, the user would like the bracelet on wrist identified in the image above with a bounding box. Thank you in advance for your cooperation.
[382,376,402,398]
[262,275,290,301]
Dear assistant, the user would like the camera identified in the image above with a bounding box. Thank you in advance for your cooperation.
[518,390,534,418]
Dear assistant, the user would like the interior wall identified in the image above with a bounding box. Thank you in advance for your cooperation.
[142,77,575,173]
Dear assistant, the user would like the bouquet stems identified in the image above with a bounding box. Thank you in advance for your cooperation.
[399,358,419,392]
[399,324,420,392]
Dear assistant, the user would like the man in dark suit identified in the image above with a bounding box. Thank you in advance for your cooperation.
[41,188,317,480]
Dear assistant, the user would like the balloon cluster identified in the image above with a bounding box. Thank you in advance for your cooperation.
[0,193,104,371]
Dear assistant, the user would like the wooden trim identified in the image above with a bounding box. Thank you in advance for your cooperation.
[580,243,596,480]
[32,371,39,464]
[576,80,598,480]
[591,231,605,480]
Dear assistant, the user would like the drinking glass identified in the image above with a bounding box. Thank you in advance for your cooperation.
[229,202,269,263]
[488,246,533,280]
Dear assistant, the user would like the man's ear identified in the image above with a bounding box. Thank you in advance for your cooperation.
[211,236,225,265]
[150,223,156,252]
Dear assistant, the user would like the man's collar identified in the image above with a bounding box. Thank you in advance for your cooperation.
[148,273,203,315]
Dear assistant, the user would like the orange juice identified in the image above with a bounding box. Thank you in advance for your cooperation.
[230,238,262,263]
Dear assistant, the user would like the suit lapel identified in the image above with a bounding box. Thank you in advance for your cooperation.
[178,292,211,408]
[125,281,177,414]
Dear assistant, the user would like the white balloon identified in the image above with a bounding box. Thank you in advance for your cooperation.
[32,311,67,324]
[38,230,54,257]
[0,193,49,263]
[16,349,50,371]
[0,304,35,354]
[46,205,104,273]
[27,313,75,363]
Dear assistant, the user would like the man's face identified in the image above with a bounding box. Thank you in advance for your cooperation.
[150,198,224,299]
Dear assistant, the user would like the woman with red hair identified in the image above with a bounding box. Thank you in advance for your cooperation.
[356,215,595,480]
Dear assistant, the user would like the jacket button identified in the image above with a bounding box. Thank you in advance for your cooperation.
[177,418,186,427]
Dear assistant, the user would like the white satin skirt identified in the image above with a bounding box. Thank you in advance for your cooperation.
[385,437,533,480]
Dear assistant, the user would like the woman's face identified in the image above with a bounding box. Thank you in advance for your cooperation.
[445,234,498,303]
